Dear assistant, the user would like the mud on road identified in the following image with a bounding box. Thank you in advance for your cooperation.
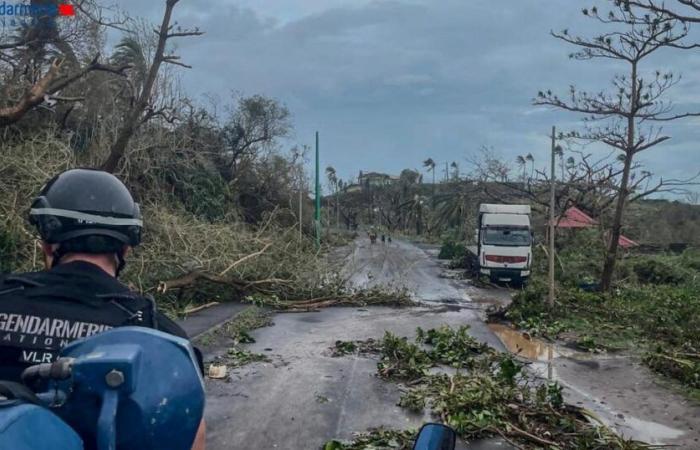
[201,238,700,449]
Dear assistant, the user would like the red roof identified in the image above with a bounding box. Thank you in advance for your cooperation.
[554,206,597,228]
[618,234,639,249]
[553,206,639,248]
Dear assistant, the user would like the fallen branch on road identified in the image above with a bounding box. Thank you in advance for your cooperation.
[157,270,289,294]
[253,286,414,311]
[183,302,219,315]
[329,325,655,450]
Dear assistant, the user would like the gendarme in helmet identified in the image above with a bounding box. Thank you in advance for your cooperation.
[28,168,142,274]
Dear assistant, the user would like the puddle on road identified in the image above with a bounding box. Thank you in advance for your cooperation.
[488,324,687,444]
[488,323,558,361]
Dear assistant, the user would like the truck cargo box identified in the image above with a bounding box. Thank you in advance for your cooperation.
[479,204,531,215]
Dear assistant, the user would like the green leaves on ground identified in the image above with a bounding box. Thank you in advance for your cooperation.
[223,348,269,368]
[438,240,466,260]
[323,428,416,450]
[199,306,273,374]
[221,306,274,344]
[377,332,434,380]
[244,285,414,311]
[331,338,381,357]
[502,278,700,390]
[416,325,490,367]
[644,348,700,391]
[332,326,651,450]
[333,325,490,380]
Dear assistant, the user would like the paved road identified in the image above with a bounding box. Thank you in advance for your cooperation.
[202,237,700,449]
[202,238,512,449]
[205,308,510,450]
[178,302,250,339]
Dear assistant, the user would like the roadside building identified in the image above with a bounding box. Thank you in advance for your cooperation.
[553,206,638,248]
[358,171,399,187]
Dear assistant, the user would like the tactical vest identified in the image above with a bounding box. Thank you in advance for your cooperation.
[0,272,159,377]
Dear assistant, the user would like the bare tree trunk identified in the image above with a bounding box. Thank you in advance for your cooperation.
[101,0,187,172]
[601,154,632,291]
[601,63,637,292]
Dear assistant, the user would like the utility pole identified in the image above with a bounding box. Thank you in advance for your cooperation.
[548,126,556,307]
[295,144,309,243]
[431,166,436,208]
[298,148,304,243]
[315,132,321,249]
[336,182,340,230]
[299,183,303,242]
[368,179,372,224]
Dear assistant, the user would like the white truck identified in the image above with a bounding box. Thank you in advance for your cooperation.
[474,204,533,285]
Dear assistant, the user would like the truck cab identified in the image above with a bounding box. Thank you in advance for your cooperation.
[476,204,532,285]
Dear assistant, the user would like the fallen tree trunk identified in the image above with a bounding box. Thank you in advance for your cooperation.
[157,270,288,295]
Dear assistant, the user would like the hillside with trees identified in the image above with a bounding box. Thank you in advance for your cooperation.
[0,1,390,314]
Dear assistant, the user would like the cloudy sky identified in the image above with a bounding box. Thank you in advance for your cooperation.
[116,0,700,193]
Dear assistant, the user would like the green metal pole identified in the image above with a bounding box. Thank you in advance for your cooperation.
[315,131,321,248]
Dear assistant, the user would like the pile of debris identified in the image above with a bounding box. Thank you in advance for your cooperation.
[327,326,653,450]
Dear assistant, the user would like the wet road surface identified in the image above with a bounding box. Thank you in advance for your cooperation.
[204,307,511,450]
[489,310,700,447]
[203,237,700,449]
[340,239,510,308]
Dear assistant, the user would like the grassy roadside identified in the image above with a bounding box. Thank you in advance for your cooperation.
[195,306,274,375]
[492,247,700,398]
[0,139,407,320]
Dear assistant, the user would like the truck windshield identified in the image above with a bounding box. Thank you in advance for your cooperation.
[483,227,531,246]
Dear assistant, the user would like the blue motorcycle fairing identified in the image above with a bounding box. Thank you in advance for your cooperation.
[0,400,83,450]
[53,326,205,450]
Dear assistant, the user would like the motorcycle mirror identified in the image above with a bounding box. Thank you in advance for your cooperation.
[413,423,457,450]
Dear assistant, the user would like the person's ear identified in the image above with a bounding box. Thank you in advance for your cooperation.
[40,241,57,269]
[122,245,132,258]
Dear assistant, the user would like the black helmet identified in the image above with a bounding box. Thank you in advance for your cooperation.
[29,169,142,249]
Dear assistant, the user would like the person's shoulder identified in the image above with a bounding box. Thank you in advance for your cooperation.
[0,269,47,289]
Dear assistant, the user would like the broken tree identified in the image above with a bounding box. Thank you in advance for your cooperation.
[534,2,700,291]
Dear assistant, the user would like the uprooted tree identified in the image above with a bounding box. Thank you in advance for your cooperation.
[534,2,699,292]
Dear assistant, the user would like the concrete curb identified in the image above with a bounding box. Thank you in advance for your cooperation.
[176,302,250,340]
